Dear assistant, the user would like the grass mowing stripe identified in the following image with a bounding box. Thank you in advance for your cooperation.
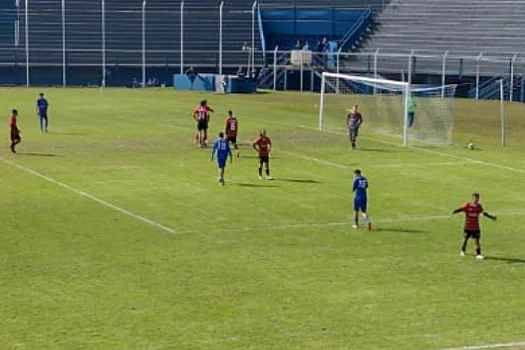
[1,157,178,235]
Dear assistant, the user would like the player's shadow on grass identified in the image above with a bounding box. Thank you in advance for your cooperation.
[484,256,525,264]
[18,152,63,157]
[274,178,321,184]
[374,228,426,234]
[234,183,279,188]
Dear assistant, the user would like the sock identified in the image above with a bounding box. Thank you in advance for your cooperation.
[362,213,370,223]
[352,141,356,149]
[476,248,481,255]
[354,213,359,226]
[265,169,270,176]
[461,243,467,252]
[258,167,263,177]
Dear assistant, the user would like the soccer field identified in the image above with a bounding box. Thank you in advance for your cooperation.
[1,88,525,350]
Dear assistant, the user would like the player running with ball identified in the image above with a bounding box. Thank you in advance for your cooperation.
[352,169,372,230]
[452,193,497,260]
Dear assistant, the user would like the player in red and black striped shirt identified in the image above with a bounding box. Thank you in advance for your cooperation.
[9,109,21,153]
[452,193,497,260]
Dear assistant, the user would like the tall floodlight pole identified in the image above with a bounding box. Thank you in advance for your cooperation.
[101,0,106,87]
[62,0,66,86]
[142,0,146,87]
[24,0,29,86]
[219,1,223,76]
[180,1,184,74]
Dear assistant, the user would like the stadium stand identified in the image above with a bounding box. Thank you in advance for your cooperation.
[357,0,525,75]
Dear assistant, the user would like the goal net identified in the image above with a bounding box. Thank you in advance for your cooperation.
[319,72,457,146]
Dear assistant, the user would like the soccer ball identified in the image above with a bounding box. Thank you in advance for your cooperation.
[468,142,475,150]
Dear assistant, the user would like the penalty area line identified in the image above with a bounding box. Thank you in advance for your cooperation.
[296,124,525,176]
[0,157,178,235]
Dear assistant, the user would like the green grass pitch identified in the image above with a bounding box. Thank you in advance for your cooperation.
[1,88,525,350]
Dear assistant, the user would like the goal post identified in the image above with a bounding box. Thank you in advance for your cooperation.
[319,72,457,146]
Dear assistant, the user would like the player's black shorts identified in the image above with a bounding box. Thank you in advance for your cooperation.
[259,156,269,164]
[464,230,481,239]
[227,135,237,144]
[197,121,208,131]
[10,130,20,142]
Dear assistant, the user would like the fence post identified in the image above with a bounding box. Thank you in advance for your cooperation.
[373,48,379,94]
[408,50,414,86]
[441,51,448,98]
[180,1,184,74]
[521,75,525,103]
[101,0,106,87]
[500,79,505,147]
[24,0,29,87]
[251,0,257,75]
[61,0,66,86]
[475,52,483,100]
[273,46,278,90]
[219,1,223,76]
[310,66,314,92]
[300,49,304,93]
[510,54,517,102]
[284,67,287,90]
[336,48,341,94]
[142,0,146,87]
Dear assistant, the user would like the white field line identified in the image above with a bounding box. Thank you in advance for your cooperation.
[173,210,525,235]
[4,156,525,237]
[0,157,177,235]
[296,124,525,175]
[436,341,525,350]
[279,149,472,170]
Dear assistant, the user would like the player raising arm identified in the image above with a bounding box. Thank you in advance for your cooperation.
[192,100,213,148]
[452,193,497,260]
[211,132,233,186]
[347,105,363,150]
[225,110,240,157]
[9,109,21,153]
[252,129,272,180]
[352,169,372,230]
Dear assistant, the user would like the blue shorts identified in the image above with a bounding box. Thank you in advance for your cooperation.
[217,158,227,169]
[349,126,359,139]
[354,198,367,212]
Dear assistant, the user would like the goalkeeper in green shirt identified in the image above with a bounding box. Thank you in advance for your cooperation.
[408,96,416,127]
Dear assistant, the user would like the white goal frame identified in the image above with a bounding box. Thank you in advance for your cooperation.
[319,72,411,146]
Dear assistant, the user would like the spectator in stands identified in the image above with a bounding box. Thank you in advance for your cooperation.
[295,40,302,50]
[303,41,310,50]
[322,37,329,52]
[236,66,246,78]
[316,39,324,53]
[132,77,139,88]
[186,66,197,90]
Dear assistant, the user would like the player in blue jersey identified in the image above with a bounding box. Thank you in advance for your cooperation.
[352,169,372,230]
[211,132,233,185]
[36,93,49,133]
